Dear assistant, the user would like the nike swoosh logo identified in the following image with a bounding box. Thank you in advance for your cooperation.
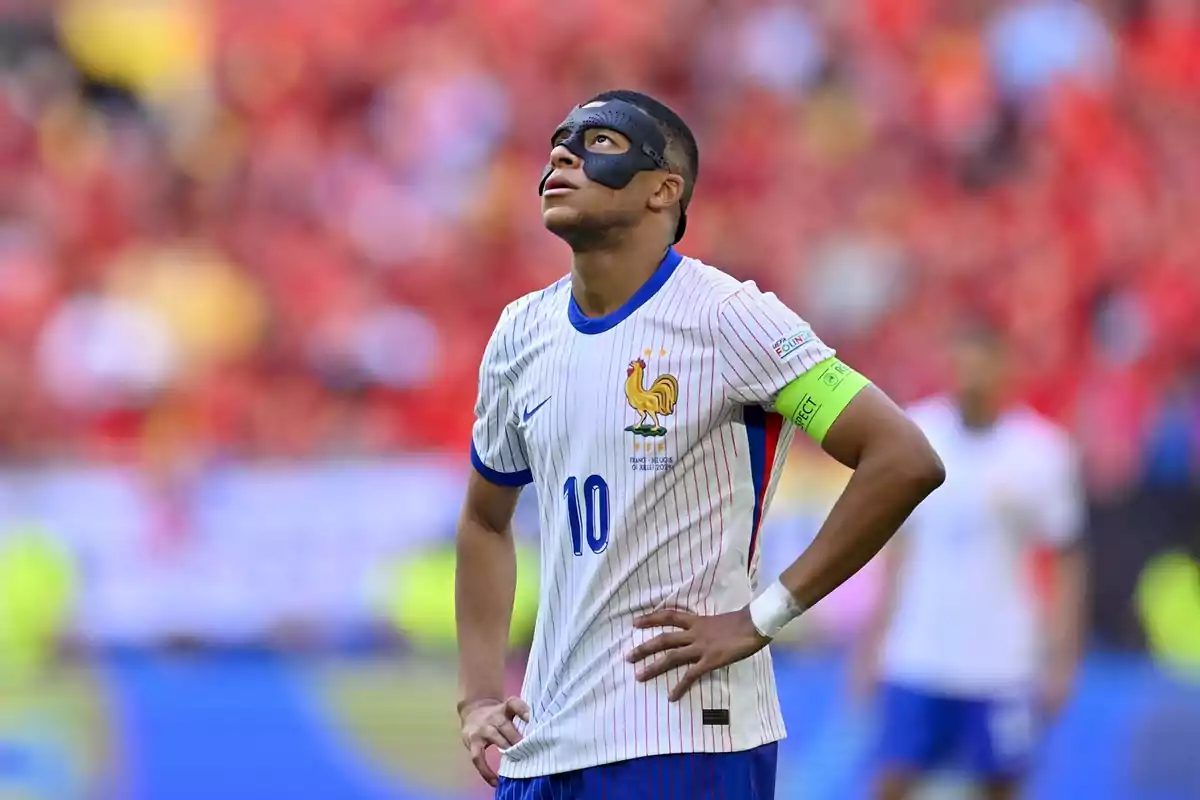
[523,397,552,423]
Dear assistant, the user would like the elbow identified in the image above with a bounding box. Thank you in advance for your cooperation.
[919,447,947,495]
[887,432,946,499]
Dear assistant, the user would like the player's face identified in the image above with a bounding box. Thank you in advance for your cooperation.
[951,339,1006,405]
[541,125,653,241]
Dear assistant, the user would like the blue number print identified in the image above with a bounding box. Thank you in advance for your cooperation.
[563,476,583,556]
[563,474,610,555]
[583,475,610,554]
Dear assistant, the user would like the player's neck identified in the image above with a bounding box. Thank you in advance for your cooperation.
[570,238,671,319]
[958,401,1000,431]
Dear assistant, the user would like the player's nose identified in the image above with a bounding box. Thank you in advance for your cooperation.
[549,144,581,170]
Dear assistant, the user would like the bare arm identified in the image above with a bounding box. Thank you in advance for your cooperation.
[631,384,944,701]
[455,470,523,710]
[778,385,944,608]
[1042,541,1087,713]
[1049,543,1087,664]
[1030,427,1088,713]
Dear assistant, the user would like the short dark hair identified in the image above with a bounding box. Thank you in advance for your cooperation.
[955,316,1007,352]
[586,89,700,211]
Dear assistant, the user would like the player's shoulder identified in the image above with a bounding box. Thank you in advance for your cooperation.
[489,275,571,342]
[677,256,745,297]
[999,406,1074,451]
[480,276,570,374]
[677,256,772,306]
[904,395,959,431]
[905,397,1074,449]
[675,256,807,337]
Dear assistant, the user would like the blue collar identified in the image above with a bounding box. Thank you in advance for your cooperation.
[567,248,683,335]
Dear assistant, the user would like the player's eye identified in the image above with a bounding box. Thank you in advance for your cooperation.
[586,131,627,152]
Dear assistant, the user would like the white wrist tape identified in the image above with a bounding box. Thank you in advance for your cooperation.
[749,581,804,639]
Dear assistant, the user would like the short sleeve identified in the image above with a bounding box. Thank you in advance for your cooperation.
[470,310,532,486]
[1027,430,1084,548]
[717,283,836,408]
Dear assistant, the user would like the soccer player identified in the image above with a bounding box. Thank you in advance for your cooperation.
[857,325,1087,800]
[455,89,946,799]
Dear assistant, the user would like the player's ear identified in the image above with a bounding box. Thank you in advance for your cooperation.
[647,173,685,214]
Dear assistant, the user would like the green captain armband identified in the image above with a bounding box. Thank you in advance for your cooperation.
[774,358,871,443]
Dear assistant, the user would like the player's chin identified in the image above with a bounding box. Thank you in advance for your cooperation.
[542,205,588,236]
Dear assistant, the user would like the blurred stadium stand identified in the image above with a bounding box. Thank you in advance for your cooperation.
[0,0,1195,797]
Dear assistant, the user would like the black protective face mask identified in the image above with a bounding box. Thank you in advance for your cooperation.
[539,100,687,243]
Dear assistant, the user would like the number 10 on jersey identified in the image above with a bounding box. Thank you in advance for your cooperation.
[563,475,610,555]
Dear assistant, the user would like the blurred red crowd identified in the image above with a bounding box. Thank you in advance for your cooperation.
[0,0,1196,489]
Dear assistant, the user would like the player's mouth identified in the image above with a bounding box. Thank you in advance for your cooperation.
[543,174,579,196]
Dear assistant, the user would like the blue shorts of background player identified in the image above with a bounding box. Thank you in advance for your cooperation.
[495,742,777,800]
[875,681,1038,792]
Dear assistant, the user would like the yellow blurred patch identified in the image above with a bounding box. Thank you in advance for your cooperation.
[384,543,539,653]
[0,527,76,685]
[1136,551,1200,678]
[57,0,211,94]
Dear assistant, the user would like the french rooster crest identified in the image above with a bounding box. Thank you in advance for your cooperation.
[624,358,678,437]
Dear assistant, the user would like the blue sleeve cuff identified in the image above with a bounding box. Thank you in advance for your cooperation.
[470,441,533,487]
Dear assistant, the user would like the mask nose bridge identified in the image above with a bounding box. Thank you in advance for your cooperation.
[558,126,591,162]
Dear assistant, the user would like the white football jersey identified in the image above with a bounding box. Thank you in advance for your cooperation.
[882,396,1084,696]
[471,249,834,778]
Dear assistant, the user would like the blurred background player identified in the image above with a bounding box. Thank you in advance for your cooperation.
[456,90,945,800]
[857,324,1087,800]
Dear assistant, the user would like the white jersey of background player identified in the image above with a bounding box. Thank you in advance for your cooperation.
[882,399,1082,693]
[861,325,1087,800]
[455,89,945,800]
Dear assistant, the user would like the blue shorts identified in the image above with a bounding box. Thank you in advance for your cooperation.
[495,743,778,800]
[876,682,1036,779]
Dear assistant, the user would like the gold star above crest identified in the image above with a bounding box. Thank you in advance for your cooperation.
[659,348,667,357]
[643,348,652,357]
